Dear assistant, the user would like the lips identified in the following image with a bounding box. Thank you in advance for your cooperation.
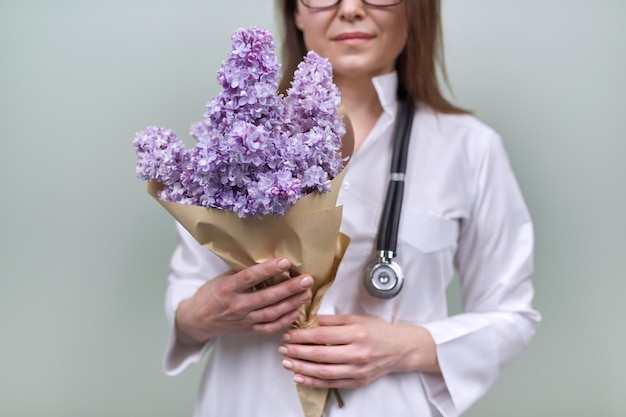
[333,32,374,41]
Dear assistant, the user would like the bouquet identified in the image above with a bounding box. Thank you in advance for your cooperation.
[133,27,353,417]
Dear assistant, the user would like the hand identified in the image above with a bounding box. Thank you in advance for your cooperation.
[278,314,440,389]
[175,258,313,345]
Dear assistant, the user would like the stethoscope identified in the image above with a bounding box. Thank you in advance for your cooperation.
[364,97,415,299]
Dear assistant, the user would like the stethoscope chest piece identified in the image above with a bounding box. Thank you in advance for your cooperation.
[365,252,404,299]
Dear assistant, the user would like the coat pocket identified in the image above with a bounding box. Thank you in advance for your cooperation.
[359,211,459,323]
[398,211,458,253]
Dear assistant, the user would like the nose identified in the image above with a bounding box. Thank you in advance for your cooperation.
[337,0,366,22]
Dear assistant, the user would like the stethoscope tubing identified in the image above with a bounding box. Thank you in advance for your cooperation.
[365,97,415,299]
[376,98,415,255]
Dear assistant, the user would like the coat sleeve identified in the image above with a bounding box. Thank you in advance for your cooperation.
[420,131,541,416]
[162,222,231,376]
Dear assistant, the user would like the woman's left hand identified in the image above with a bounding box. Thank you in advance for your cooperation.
[278,314,440,389]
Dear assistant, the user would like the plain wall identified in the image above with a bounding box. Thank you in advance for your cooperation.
[0,1,624,416]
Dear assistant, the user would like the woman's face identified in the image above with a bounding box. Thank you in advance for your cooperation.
[294,0,408,79]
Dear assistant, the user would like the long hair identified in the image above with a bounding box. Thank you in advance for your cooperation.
[275,0,467,114]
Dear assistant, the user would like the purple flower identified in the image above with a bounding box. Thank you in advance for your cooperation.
[133,27,346,218]
[133,126,191,202]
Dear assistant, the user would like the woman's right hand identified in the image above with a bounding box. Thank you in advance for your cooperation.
[175,258,313,345]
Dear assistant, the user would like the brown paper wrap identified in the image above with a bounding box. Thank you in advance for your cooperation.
[148,169,351,326]
[147,112,354,417]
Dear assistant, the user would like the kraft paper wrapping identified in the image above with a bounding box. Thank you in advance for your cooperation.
[147,114,354,417]
[297,385,331,417]
[147,169,350,328]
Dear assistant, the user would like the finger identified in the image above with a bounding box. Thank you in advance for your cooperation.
[248,288,311,323]
[282,323,353,346]
[291,372,365,389]
[316,314,355,326]
[280,343,349,365]
[249,274,313,310]
[230,258,292,292]
[282,358,365,387]
[251,310,300,336]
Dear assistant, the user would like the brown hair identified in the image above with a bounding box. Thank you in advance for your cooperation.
[275,0,467,114]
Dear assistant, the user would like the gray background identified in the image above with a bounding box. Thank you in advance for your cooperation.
[1,0,624,416]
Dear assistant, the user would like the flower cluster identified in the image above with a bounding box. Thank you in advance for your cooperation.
[133,27,345,218]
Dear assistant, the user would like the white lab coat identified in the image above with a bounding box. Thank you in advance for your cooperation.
[162,72,541,417]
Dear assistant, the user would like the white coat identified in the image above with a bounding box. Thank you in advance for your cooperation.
[163,72,541,417]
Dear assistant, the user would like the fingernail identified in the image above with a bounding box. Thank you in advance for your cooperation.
[282,333,291,342]
[277,258,290,270]
[282,359,293,369]
[300,276,313,288]
[293,375,304,384]
[278,346,288,355]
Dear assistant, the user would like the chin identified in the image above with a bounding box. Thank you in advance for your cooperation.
[333,67,392,81]
[329,57,393,80]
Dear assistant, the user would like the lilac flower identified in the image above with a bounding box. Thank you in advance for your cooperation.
[132,126,191,202]
[133,27,346,218]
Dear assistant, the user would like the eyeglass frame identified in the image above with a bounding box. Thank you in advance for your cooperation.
[299,0,404,10]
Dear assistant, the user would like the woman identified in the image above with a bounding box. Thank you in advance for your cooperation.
[165,1,541,416]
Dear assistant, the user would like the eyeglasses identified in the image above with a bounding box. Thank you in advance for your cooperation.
[300,0,404,10]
